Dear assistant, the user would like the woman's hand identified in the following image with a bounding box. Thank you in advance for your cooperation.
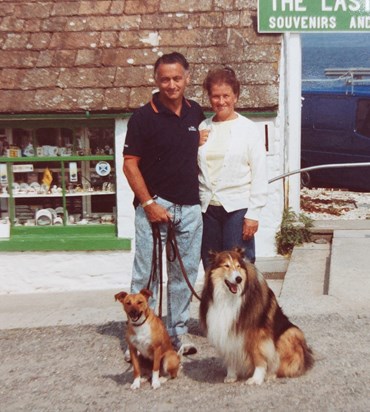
[243,218,259,240]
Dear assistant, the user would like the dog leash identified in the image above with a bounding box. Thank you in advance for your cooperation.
[148,221,202,319]
[147,222,164,318]
[166,221,202,302]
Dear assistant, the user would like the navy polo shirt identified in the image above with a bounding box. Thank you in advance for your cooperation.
[124,92,205,206]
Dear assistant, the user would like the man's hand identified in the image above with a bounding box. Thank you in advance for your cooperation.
[242,218,259,240]
[199,128,210,146]
[143,202,172,223]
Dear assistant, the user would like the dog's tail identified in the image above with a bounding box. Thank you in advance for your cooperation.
[162,350,181,379]
[276,326,314,378]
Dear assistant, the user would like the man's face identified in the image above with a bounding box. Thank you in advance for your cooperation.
[155,62,189,104]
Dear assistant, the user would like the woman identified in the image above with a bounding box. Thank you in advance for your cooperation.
[198,67,268,268]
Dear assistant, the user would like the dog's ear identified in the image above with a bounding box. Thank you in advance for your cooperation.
[114,291,128,302]
[207,250,218,264]
[233,247,245,257]
[140,288,153,300]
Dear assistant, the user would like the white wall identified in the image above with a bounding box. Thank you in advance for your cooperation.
[115,119,135,240]
[284,33,302,214]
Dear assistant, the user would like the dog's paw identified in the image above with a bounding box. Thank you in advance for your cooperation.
[159,376,168,384]
[224,370,238,383]
[246,366,266,385]
[151,378,161,389]
[266,373,277,382]
[246,376,264,385]
[224,376,238,383]
[151,371,161,389]
[130,377,141,390]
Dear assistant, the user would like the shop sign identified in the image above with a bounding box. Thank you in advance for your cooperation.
[13,164,34,173]
[258,0,370,32]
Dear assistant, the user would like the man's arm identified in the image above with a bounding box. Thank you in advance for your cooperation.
[123,155,170,223]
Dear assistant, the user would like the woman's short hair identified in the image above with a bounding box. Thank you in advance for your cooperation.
[154,52,189,76]
[203,67,240,98]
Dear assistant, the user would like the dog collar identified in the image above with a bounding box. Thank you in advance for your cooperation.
[131,316,148,327]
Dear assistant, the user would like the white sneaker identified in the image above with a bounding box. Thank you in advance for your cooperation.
[172,333,197,355]
[124,348,131,362]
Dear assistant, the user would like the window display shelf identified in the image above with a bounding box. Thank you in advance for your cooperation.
[0,120,132,251]
[0,155,114,163]
[8,191,116,199]
[0,123,123,250]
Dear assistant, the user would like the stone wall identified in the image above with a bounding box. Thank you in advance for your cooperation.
[0,0,282,114]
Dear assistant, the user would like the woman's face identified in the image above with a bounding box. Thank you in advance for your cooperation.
[209,83,238,122]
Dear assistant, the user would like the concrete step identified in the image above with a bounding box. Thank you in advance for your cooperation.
[328,229,370,313]
[280,227,370,317]
[278,242,343,316]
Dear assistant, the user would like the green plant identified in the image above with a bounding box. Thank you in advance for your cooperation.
[275,208,313,256]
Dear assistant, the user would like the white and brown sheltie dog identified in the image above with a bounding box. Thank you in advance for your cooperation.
[200,248,314,385]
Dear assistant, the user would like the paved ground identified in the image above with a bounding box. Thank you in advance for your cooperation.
[1,299,369,412]
[1,229,370,411]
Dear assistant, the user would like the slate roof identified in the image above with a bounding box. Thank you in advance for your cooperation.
[0,1,281,115]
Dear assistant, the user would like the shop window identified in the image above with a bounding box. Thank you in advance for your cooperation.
[0,123,116,229]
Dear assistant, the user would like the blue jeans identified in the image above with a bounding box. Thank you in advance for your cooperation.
[201,205,255,269]
[131,196,202,337]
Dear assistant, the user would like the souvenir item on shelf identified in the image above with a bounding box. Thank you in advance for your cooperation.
[19,183,29,193]
[42,168,53,189]
[49,146,58,156]
[96,161,111,177]
[42,145,58,157]
[12,182,20,193]
[23,144,35,157]
[35,209,53,226]
[69,162,78,182]
[30,182,41,192]
[6,146,21,157]
[57,147,68,156]
[0,163,7,184]
[55,206,64,216]
[53,216,63,225]
[101,214,114,224]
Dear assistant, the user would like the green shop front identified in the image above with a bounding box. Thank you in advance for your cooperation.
[0,115,131,252]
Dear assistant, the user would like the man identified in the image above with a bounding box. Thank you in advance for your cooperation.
[123,52,205,355]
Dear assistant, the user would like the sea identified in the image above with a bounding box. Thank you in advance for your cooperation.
[301,33,370,89]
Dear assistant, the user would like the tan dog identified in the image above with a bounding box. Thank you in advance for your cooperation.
[115,289,180,389]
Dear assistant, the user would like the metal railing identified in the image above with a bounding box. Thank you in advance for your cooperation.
[268,162,370,184]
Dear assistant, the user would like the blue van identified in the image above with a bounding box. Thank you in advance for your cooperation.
[301,77,370,191]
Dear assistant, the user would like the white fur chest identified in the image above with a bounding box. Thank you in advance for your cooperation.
[128,322,153,359]
[206,291,241,348]
[206,290,248,374]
